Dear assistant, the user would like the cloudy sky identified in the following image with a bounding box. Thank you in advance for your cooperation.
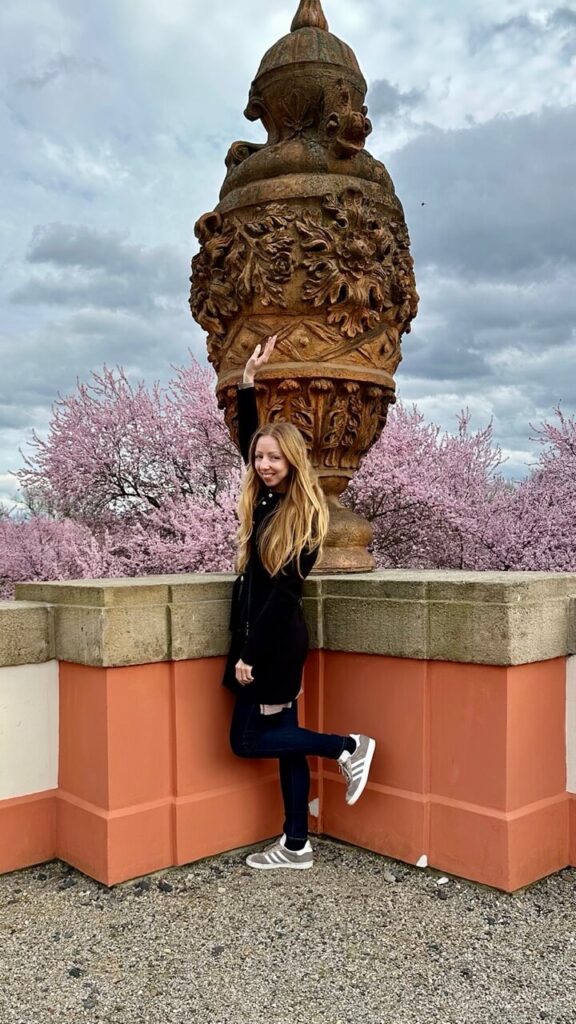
[1,0,575,506]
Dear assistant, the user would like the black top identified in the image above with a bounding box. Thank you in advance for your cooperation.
[223,385,318,703]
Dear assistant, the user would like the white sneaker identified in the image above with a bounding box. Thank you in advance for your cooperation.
[338,734,376,805]
[246,834,313,870]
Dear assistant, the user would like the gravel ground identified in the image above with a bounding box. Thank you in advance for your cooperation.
[1,839,575,1024]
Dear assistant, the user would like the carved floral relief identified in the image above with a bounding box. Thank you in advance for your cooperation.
[190,189,417,364]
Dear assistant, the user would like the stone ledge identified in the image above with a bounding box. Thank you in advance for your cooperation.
[12,570,576,668]
[15,577,235,667]
[319,571,576,665]
[0,601,54,667]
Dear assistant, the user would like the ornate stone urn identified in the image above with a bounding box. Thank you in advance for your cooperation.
[190,0,418,571]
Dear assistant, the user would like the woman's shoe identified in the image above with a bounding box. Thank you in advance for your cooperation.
[246,835,313,870]
[338,734,376,805]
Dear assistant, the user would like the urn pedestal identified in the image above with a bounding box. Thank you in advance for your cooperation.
[190,0,418,571]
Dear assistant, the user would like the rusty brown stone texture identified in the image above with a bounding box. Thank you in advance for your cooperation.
[190,0,419,571]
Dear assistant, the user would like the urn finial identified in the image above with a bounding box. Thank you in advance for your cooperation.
[291,0,329,32]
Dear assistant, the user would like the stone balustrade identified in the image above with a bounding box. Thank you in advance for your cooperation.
[1,571,575,890]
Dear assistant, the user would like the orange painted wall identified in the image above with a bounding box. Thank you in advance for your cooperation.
[56,658,286,884]
[1,651,572,890]
[321,652,429,865]
[59,662,173,811]
[0,791,56,875]
[506,659,566,809]
[173,658,283,865]
[320,653,569,891]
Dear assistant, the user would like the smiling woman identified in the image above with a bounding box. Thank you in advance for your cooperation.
[221,334,376,871]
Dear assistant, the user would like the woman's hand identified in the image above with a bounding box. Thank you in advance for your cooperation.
[235,659,254,685]
[243,335,277,385]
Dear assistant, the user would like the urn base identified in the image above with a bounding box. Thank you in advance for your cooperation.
[315,499,375,574]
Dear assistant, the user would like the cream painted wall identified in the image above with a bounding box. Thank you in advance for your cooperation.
[0,661,58,800]
[567,656,576,795]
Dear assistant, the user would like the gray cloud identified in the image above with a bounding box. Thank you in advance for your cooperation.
[388,105,576,280]
[16,53,105,90]
[10,224,189,314]
[380,103,576,468]
[551,7,576,30]
[26,223,185,282]
[488,15,542,38]
[368,79,425,120]
[472,7,576,60]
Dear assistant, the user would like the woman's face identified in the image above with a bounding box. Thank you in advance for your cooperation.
[254,435,290,490]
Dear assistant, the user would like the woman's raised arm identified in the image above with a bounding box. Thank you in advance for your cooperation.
[237,335,277,464]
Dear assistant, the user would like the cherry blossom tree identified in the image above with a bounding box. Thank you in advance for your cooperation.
[346,404,512,570]
[19,358,239,523]
[0,517,113,599]
[1,357,242,597]
[492,408,576,571]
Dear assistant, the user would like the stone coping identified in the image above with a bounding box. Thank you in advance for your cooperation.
[0,601,54,666]
[4,569,574,668]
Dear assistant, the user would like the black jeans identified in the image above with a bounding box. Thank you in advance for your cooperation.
[230,698,348,843]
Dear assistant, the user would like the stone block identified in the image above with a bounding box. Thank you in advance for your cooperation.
[428,577,575,666]
[320,571,429,602]
[0,602,54,667]
[169,575,234,660]
[53,604,170,668]
[169,574,236,605]
[427,599,512,665]
[171,600,232,660]
[323,594,428,659]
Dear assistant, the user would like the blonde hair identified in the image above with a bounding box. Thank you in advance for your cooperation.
[236,420,329,577]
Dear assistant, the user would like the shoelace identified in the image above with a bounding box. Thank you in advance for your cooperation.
[262,845,300,863]
[263,840,282,854]
[338,758,353,784]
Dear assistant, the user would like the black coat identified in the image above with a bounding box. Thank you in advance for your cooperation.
[222,385,318,704]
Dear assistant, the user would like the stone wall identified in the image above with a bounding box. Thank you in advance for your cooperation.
[1,571,575,890]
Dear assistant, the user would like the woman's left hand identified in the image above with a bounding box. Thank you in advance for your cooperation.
[235,659,254,685]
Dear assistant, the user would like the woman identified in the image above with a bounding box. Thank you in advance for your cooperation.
[224,335,376,870]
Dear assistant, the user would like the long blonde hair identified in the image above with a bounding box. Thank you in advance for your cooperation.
[236,420,329,577]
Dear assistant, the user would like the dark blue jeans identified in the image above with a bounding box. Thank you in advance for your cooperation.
[230,698,348,843]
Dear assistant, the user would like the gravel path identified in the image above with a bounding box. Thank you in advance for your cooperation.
[1,839,575,1024]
